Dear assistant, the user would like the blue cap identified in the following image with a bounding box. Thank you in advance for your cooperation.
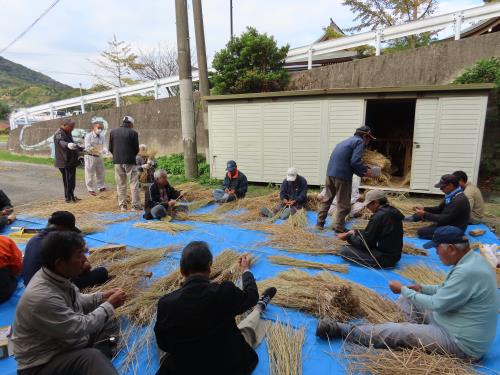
[423,226,468,249]
[226,160,237,172]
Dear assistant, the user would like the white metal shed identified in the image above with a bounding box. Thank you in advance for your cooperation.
[205,84,493,194]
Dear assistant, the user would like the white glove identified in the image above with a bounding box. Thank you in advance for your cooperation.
[68,143,78,150]
[142,163,150,169]
[103,148,109,155]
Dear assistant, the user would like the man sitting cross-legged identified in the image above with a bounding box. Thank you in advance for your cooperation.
[12,231,126,375]
[154,241,277,375]
[316,226,499,361]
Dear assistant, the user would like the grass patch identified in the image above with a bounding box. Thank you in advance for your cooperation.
[0,134,8,143]
[0,150,53,165]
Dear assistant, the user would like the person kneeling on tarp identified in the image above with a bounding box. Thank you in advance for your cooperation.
[337,189,404,268]
[317,226,499,361]
[143,169,187,220]
[260,167,308,220]
[12,231,126,375]
[22,211,109,289]
[0,189,16,231]
[0,235,22,303]
[212,160,248,203]
[154,241,277,375]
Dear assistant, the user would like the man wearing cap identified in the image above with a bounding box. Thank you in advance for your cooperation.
[109,116,140,211]
[260,167,308,220]
[212,160,248,203]
[337,189,404,268]
[410,174,470,239]
[317,226,499,361]
[22,211,109,289]
[84,119,108,196]
[54,118,84,203]
[316,126,375,232]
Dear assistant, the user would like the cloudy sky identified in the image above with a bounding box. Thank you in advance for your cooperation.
[0,0,484,88]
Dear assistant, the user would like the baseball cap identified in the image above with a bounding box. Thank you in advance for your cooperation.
[286,167,298,182]
[434,174,458,189]
[123,115,135,125]
[355,125,376,140]
[423,226,468,249]
[48,211,81,233]
[226,160,237,172]
[363,189,385,207]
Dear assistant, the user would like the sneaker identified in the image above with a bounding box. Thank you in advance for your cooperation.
[316,318,341,340]
[89,191,97,196]
[257,287,277,310]
[99,187,107,192]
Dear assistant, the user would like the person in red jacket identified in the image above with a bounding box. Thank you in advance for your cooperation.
[0,235,22,303]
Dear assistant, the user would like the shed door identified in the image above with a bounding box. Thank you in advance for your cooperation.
[235,103,262,180]
[209,104,235,179]
[410,98,439,190]
[432,96,487,191]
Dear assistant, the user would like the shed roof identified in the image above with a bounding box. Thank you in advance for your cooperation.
[204,83,495,102]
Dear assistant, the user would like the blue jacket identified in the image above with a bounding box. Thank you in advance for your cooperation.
[22,229,50,286]
[326,135,367,181]
[280,175,308,205]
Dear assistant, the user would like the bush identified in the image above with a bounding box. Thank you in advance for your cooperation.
[156,153,219,186]
[453,57,500,88]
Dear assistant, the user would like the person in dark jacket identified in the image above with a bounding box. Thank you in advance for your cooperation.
[338,189,404,268]
[409,174,470,239]
[212,160,248,203]
[109,115,140,211]
[22,211,109,289]
[143,170,187,220]
[261,167,308,220]
[154,241,276,375]
[0,190,16,231]
[316,126,376,233]
[54,118,84,203]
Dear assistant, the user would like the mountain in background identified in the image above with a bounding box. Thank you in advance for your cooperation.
[0,56,78,109]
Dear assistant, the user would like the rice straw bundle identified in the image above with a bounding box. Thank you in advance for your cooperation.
[229,191,282,222]
[118,321,156,374]
[134,221,193,234]
[342,345,476,375]
[268,255,348,273]
[174,211,221,223]
[395,263,446,285]
[403,243,428,256]
[187,198,214,212]
[403,221,431,237]
[388,193,441,216]
[362,149,392,186]
[258,269,403,323]
[210,249,254,283]
[87,244,128,265]
[176,182,213,202]
[267,321,305,375]
[248,223,341,255]
[287,209,307,228]
[304,193,320,212]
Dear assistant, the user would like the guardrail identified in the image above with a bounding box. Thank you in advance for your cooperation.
[286,2,500,68]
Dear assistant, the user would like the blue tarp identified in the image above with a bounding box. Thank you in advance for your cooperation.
[1,206,499,375]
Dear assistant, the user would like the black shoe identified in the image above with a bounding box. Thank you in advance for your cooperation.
[72,197,81,202]
[65,199,72,203]
[257,287,277,310]
[334,227,348,234]
[316,318,341,340]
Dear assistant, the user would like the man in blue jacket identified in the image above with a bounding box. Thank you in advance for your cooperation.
[261,167,308,220]
[212,160,248,203]
[317,126,375,232]
[316,226,499,361]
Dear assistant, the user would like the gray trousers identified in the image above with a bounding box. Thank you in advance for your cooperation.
[150,204,188,219]
[317,177,352,230]
[237,306,267,349]
[84,155,105,192]
[114,164,140,209]
[338,296,471,360]
[212,189,237,203]
[18,320,119,375]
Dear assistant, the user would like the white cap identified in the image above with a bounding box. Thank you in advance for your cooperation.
[123,115,135,125]
[286,167,298,181]
[363,189,386,207]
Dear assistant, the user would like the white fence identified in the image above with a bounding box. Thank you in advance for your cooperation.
[286,2,500,69]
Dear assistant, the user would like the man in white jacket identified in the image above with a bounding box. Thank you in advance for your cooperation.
[12,231,126,375]
[84,119,107,196]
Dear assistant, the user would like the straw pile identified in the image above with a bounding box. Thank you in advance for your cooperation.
[343,345,476,375]
[388,192,441,216]
[258,269,403,323]
[305,193,320,212]
[174,211,221,223]
[134,220,193,234]
[228,191,282,222]
[287,209,307,228]
[403,221,431,237]
[87,244,128,265]
[267,321,305,375]
[395,263,446,285]
[176,182,213,202]
[117,321,156,374]
[403,243,428,256]
[362,149,392,186]
[119,249,252,325]
[187,198,214,212]
[268,255,348,274]
[248,223,341,255]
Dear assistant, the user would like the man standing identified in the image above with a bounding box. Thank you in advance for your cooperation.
[453,171,485,225]
[84,119,107,196]
[12,231,125,375]
[316,126,375,232]
[54,118,83,203]
[109,116,140,211]
[212,160,248,203]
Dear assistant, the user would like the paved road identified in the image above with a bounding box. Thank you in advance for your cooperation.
[0,161,88,206]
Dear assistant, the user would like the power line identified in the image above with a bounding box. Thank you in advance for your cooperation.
[0,0,63,55]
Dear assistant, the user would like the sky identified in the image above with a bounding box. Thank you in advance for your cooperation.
[0,0,485,88]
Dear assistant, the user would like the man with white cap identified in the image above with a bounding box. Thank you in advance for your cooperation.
[109,116,140,211]
[261,167,308,220]
[337,189,404,268]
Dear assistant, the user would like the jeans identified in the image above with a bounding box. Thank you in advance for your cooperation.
[212,189,237,203]
[59,167,76,201]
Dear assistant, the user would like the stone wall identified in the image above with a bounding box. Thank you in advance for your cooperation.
[8,94,208,157]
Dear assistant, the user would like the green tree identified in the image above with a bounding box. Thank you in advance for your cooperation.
[342,0,438,49]
[211,27,290,95]
[453,57,500,87]
[0,100,9,119]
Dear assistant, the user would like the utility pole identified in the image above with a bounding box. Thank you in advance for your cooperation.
[192,0,210,159]
[175,0,198,178]
[230,0,233,40]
